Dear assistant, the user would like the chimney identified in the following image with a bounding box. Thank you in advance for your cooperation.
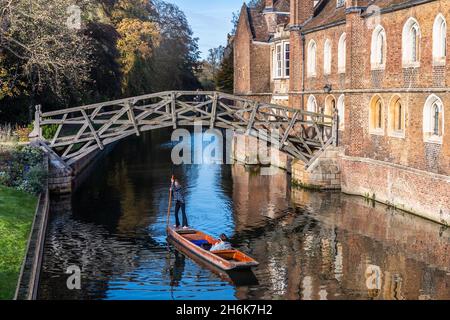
[263,0,277,34]
[291,0,314,26]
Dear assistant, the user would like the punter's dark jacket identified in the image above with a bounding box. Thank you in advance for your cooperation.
[171,183,185,203]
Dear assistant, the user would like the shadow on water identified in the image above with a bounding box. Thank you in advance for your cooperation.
[37,129,450,300]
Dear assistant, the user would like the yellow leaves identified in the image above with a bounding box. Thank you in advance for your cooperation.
[0,56,26,100]
[110,0,153,23]
[116,18,160,75]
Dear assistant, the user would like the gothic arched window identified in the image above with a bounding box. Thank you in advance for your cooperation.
[371,25,386,69]
[433,14,447,64]
[388,96,405,137]
[369,95,384,134]
[402,18,421,66]
[423,94,444,143]
[338,33,346,73]
[308,40,317,77]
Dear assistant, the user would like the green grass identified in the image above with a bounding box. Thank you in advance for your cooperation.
[0,185,37,300]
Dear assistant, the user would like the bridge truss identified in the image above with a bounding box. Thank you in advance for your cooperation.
[31,91,337,167]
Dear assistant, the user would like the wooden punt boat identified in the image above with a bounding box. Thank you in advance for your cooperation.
[167,227,259,271]
[167,237,260,286]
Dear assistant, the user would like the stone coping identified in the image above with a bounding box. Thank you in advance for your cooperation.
[340,154,450,183]
[14,154,49,300]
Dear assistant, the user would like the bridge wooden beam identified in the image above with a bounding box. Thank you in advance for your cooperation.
[50,113,67,147]
[246,102,259,135]
[40,91,335,167]
[127,102,140,137]
[171,92,177,129]
[280,111,299,147]
[81,109,104,151]
[210,92,218,129]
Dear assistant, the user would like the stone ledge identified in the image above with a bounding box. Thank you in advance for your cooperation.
[340,154,450,182]
[14,189,49,300]
[340,156,450,226]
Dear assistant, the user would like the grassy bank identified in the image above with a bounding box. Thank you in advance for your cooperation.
[0,185,37,300]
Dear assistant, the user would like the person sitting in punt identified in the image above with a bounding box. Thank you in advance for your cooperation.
[210,234,232,251]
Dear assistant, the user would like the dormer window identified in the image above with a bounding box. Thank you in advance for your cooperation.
[337,0,345,8]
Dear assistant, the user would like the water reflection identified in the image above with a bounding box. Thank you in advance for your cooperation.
[38,130,450,300]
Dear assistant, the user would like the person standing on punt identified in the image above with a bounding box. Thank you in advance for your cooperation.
[170,177,189,229]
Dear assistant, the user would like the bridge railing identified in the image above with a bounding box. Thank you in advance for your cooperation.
[30,91,336,166]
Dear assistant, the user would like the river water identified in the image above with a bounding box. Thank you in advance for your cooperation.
[38,130,450,300]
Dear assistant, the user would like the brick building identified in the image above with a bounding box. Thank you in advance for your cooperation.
[234,0,450,224]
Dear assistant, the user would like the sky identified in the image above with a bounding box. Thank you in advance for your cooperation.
[165,0,246,59]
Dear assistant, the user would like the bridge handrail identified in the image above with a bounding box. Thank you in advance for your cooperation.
[34,90,338,167]
[40,91,334,120]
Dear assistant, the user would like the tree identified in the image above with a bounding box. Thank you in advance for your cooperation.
[116,18,160,76]
[196,61,215,91]
[0,0,95,98]
[82,21,122,103]
[0,53,24,100]
[216,43,234,93]
[147,0,201,92]
[207,46,225,81]
[0,0,202,124]
[100,0,161,95]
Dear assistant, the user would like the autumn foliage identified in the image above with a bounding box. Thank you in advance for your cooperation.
[0,0,200,124]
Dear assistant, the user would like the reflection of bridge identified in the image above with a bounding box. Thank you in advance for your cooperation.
[30,91,337,167]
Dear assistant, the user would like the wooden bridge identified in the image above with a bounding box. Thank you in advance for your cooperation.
[30,91,338,167]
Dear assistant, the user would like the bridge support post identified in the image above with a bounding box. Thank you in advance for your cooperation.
[210,92,218,129]
[332,109,339,147]
[171,92,177,129]
[28,105,42,141]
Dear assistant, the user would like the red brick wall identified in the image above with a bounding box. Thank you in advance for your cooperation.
[289,29,303,109]
[250,43,271,94]
[290,1,450,175]
[340,155,450,225]
[234,10,252,95]
[235,0,450,221]
[344,2,450,175]
[234,9,271,101]
[291,0,314,25]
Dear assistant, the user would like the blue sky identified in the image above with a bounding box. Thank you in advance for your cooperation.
[165,0,245,59]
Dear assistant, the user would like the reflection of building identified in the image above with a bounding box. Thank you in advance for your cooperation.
[231,164,289,230]
[234,0,450,224]
[236,187,450,300]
